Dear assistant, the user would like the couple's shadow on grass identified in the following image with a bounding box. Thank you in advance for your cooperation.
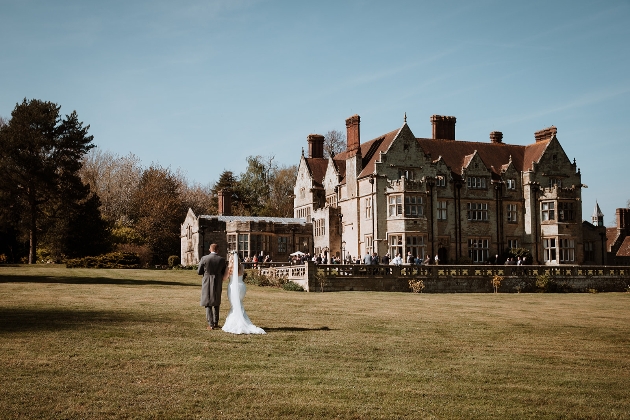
[0,308,334,333]
[0,307,138,332]
[0,275,195,287]
[261,326,332,332]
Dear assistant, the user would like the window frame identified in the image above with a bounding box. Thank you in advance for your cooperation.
[437,200,447,220]
[467,202,489,221]
[468,238,490,263]
[507,203,518,223]
[404,195,424,217]
[541,201,555,221]
[467,177,487,189]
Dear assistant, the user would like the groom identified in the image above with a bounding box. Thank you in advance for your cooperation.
[198,243,227,330]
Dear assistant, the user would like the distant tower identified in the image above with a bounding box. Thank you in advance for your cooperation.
[592,201,604,226]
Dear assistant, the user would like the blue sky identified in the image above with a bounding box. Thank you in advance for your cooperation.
[2,0,629,224]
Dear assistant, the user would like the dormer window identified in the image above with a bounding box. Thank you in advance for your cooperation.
[506,179,516,190]
[436,175,446,187]
[467,177,487,189]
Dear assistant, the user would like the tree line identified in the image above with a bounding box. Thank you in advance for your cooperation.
[0,99,296,265]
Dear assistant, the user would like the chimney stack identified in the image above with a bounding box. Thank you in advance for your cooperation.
[534,126,557,142]
[218,189,231,216]
[345,114,361,153]
[307,134,325,159]
[617,208,630,233]
[490,131,503,144]
[431,115,456,140]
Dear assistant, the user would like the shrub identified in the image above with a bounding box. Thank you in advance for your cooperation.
[37,248,59,264]
[514,281,527,293]
[536,273,556,292]
[167,255,180,268]
[492,275,504,293]
[66,252,141,269]
[408,279,425,293]
[244,268,294,289]
[115,244,151,267]
[282,281,304,292]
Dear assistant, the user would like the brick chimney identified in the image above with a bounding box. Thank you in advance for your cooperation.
[218,189,231,216]
[307,134,324,159]
[346,114,361,153]
[490,131,503,144]
[534,126,557,142]
[431,115,456,140]
[617,208,630,233]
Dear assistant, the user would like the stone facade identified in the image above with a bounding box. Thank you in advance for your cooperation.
[180,208,312,266]
[294,113,604,265]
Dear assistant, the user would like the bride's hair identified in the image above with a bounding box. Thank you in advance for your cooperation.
[227,253,244,276]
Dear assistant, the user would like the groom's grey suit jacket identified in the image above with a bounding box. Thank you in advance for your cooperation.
[198,252,226,307]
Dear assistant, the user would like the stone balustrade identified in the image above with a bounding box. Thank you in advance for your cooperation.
[250,261,630,293]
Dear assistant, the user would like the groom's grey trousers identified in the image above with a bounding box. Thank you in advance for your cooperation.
[206,306,219,326]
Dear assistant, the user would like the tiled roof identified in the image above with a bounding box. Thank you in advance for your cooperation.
[523,140,551,172]
[607,227,619,251]
[332,128,399,182]
[359,129,399,178]
[320,124,551,185]
[332,158,346,181]
[416,138,547,176]
[200,215,308,225]
[617,236,630,257]
[304,158,328,188]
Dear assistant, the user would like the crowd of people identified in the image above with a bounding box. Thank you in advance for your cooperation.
[264,251,530,266]
[287,251,445,266]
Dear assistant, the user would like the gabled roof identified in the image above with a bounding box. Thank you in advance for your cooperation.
[359,129,399,177]
[523,140,551,172]
[332,128,399,182]
[303,157,328,188]
[416,138,548,176]
[617,236,630,257]
[331,158,346,181]
[607,227,619,251]
[307,121,552,187]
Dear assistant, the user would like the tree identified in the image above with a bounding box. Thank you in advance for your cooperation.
[238,156,274,216]
[130,165,186,265]
[323,130,346,158]
[79,150,142,223]
[42,193,111,259]
[0,99,95,263]
[265,164,297,217]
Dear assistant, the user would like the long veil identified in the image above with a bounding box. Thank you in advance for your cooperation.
[229,252,242,314]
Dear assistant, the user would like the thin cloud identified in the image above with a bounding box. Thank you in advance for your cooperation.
[503,85,630,125]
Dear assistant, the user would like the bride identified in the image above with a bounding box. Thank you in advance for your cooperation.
[222,252,266,335]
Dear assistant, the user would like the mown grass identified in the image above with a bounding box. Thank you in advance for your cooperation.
[1,265,629,419]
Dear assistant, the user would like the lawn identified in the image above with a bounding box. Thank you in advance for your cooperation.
[1,265,629,419]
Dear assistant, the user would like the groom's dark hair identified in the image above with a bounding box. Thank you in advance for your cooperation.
[209,243,218,253]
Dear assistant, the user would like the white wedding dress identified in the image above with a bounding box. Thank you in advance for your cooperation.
[222,254,265,335]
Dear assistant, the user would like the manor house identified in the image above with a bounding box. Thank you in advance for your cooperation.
[294,114,606,265]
